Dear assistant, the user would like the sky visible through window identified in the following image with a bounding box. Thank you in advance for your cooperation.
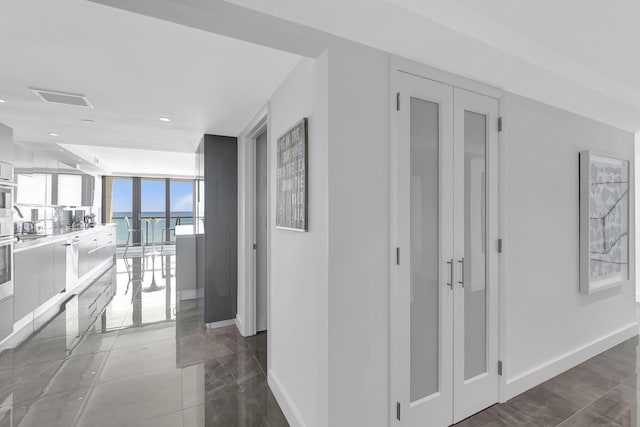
[112,179,193,214]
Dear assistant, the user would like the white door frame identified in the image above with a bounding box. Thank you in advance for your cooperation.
[389,56,505,425]
[237,106,269,338]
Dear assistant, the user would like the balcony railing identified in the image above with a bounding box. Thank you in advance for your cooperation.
[111,215,194,246]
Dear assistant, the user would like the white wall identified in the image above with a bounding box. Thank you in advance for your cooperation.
[267,54,329,427]
[326,45,390,427]
[636,133,640,302]
[501,93,637,398]
[239,30,638,427]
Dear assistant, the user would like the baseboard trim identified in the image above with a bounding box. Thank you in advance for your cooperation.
[501,322,639,401]
[267,370,307,427]
[235,314,246,336]
[204,319,236,329]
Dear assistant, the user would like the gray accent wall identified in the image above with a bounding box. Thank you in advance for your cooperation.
[198,135,238,324]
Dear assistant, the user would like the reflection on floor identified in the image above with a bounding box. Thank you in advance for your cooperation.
[0,255,288,427]
[456,336,640,426]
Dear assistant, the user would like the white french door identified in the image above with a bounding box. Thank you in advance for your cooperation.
[391,72,500,427]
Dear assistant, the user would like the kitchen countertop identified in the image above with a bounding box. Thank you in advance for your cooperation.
[13,224,116,253]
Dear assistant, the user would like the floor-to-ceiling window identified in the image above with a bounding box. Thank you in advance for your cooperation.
[141,178,166,245]
[169,179,194,242]
[104,176,194,247]
[106,178,133,246]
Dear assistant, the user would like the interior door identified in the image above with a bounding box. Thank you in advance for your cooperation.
[255,130,268,332]
[391,72,455,427]
[452,88,500,422]
[391,73,500,427]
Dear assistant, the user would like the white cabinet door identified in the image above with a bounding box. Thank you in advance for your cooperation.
[58,174,83,206]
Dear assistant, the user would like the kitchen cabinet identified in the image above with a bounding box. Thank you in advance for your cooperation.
[54,240,67,294]
[12,226,115,335]
[37,243,56,305]
[96,227,114,260]
[14,249,39,322]
[78,231,97,278]
[57,174,83,206]
[0,297,13,341]
[15,173,53,205]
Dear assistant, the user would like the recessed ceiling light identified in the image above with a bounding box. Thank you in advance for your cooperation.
[0,99,6,103]
[82,119,95,124]
[49,133,59,137]
[159,117,171,122]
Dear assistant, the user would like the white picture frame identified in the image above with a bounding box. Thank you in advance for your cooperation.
[579,151,630,294]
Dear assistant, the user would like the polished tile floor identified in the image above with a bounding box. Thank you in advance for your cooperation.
[456,335,640,426]
[2,255,640,427]
[0,256,288,427]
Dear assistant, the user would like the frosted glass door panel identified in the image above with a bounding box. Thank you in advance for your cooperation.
[410,97,440,401]
[463,111,487,380]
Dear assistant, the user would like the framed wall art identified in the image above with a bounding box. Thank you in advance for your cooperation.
[579,151,630,294]
[276,118,308,231]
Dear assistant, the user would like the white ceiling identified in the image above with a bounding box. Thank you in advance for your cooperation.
[221,0,640,132]
[0,0,301,174]
[60,144,197,178]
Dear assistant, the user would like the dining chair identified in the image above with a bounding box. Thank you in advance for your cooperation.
[123,216,146,259]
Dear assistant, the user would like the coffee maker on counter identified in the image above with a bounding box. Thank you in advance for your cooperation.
[84,213,96,228]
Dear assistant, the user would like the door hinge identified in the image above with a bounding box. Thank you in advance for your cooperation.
[497,238,503,253]
[396,247,400,265]
[253,243,257,250]
[396,92,400,111]
[498,360,503,376]
[498,117,503,132]
[396,401,401,420]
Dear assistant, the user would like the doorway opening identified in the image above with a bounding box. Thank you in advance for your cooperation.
[237,110,270,339]
[255,128,268,332]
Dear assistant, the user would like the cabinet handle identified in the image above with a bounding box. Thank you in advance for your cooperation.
[446,259,453,289]
[458,258,464,287]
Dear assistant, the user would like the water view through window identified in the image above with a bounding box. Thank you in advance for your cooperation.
[108,177,194,246]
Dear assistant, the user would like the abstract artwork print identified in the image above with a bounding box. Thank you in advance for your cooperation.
[580,151,630,294]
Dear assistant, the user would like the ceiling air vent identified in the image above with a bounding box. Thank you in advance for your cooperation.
[30,88,94,108]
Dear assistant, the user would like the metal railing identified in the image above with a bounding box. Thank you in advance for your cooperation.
[112,215,194,246]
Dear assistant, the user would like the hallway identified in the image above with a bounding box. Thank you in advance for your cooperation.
[0,256,287,427]
[457,336,640,426]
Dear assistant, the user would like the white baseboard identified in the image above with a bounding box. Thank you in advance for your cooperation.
[204,319,237,329]
[268,370,306,427]
[235,314,246,336]
[501,322,639,401]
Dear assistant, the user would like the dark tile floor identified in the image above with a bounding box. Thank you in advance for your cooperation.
[0,256,288,427]
[455,336,640,426]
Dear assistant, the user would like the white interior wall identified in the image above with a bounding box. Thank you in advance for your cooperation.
[501,93,637,398]
[267,54,329,427]
[636,133,640,302]
[237,29,638,427]
[326,45,390,427]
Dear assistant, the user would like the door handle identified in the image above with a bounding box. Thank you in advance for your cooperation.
[458,258,464,287]
[446,259,453,289]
